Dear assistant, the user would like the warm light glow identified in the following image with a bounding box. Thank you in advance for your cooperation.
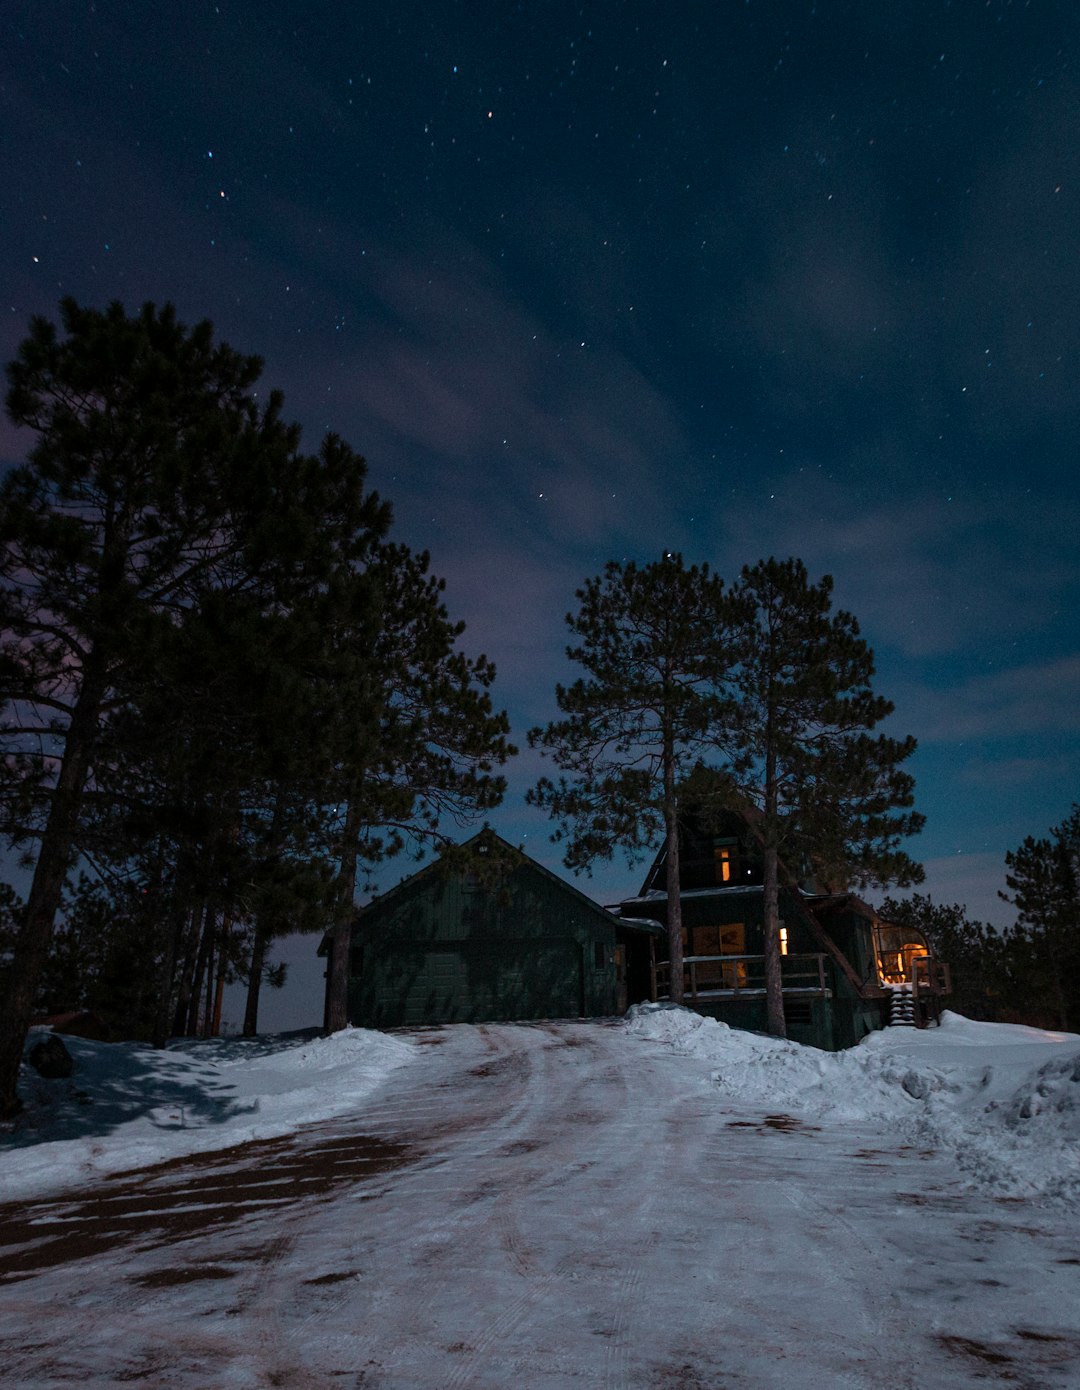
[779,926,788,956]
[874,921,932,985]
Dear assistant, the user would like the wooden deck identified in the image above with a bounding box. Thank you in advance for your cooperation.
[653,952,831,1003]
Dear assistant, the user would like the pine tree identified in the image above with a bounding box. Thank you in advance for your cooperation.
[727,558,924,1037]
[527,555,737,1002]
[0,299,386,1111]
[321,545,515,1032]
[1000,805,1080,1031]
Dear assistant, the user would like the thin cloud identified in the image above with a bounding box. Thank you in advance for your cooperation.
[709,473,1080,660]
[915,655,1080,744]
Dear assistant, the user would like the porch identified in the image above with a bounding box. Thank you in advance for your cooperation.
[653,952,831,1003]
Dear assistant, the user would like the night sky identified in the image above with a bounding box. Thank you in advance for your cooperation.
[4,2,1079,1021]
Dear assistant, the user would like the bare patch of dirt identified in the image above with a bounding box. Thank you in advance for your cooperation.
[303,1270,358,1286]
[0,1130,415,1285]
[937,1334,1016,1368]
[468,1051,527,1079]
[133,1263,237,1288]
[114,1359,169,1382]
[725,1113,819,1134]
[970,1220,1049,1240]
[938,1328,1080,1379]
[650,1360,731,1387]
[895,1190,970,1211]
[764,1113,818,1131]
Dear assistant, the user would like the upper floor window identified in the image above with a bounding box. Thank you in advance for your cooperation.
[713,840,739,884]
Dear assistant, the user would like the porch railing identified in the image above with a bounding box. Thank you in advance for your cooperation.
[911,957,952,997]
[653,952,829,1003]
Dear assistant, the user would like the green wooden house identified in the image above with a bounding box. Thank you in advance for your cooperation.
[327,830,661,1030]
[616,810,950,1051]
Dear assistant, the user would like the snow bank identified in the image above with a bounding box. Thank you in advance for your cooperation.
[626,1004,1080,1204]
[0,1026,417,1201]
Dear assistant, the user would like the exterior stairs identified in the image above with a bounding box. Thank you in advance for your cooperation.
[887,984,916,1027]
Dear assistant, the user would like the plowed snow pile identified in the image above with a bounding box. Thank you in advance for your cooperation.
[626,1004,1080,1203]
[1,1025,417,1200]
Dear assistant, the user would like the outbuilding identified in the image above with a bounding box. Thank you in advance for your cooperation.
[325,829,660,1030]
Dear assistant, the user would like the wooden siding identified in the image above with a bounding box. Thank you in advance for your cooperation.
[619,885,887,1050]
[347,842,620,1029]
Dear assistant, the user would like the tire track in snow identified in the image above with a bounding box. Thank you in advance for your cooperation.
[288,1021,564,1382]
[431,1022,668,1390]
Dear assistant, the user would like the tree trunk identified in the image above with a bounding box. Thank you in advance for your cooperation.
[244,791,286,1037]
[1050,945,1070,1033]
[663,735,684,1005]
[762,837,786,1037]
[0,660,107,1117]
[202,925,216,1037]
[326,794,362,1033]
[153,897,188,1048]
[185,908,214,1037]
[243,924,270,1037]
[762,740,787,1038]
[211,943,228,1037]
[171,904,204,1037]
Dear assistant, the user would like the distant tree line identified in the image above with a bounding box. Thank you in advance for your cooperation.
[881,804,1080,1032]
[0,299,513,1116]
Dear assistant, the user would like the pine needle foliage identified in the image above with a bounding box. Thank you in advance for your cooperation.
[528,555,739,1001]
[725,557,924,1036]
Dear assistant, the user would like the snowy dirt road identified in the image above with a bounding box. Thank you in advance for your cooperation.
[2,1019,1079,1389]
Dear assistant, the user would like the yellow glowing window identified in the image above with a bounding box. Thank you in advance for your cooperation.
[714,844,737,883]
[779,925,789,957]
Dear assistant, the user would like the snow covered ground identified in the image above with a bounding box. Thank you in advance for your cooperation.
[1,1025,417,1202]
[1,1011,1079,1388]
[626,1006,1080,1206]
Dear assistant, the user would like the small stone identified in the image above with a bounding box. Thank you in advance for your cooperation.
[27,1034,74,1080]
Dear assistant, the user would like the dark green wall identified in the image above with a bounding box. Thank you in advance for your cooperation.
[618,886,887,1051]
[349,857,619,1028]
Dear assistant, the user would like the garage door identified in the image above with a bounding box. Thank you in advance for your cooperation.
[392,941,585,1025]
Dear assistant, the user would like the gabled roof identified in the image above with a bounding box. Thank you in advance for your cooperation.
[635,804,767,896]
[350,828,625,930]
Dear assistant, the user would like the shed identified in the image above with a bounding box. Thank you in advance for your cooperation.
[328,830,660,1030]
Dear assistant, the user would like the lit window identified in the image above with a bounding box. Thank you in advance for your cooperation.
[713,842,738,883]
[779,925,789,956]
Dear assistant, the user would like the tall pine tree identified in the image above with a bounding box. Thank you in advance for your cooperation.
[0,300,388,1111]
[1000,805,1080,1031]
[320,544,515,1032]
[528,555,737,1001]
[725,558,924,1036]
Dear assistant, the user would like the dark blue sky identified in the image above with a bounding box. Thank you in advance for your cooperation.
[4,1,1079,947]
